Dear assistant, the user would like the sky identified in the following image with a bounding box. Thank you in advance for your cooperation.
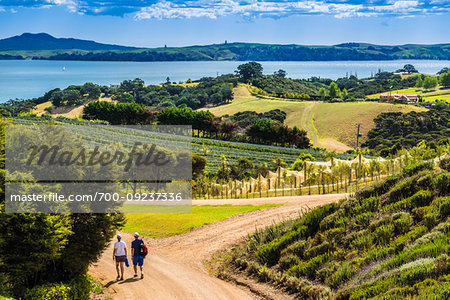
[0,1,449,47]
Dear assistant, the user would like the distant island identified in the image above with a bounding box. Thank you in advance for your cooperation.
[1,33,449,61]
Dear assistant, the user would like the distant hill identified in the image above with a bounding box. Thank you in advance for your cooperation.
[0,33,449,61]
[0,33,138,51]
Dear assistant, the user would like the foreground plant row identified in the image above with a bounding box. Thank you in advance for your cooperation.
[219,159,450,299]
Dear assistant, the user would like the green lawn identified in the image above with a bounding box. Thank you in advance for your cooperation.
[122,204,282,238]
[421,89,450,102]
[366,88,425,99]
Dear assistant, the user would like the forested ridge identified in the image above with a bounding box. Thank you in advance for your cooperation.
[2,33,450,61]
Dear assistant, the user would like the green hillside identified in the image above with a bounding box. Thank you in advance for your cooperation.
[220,160,450,299]
[1,35,450,61]
[203,86,425,151]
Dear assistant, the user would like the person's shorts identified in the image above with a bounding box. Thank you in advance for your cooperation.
[133,256,144,266]
[115,255,126,263]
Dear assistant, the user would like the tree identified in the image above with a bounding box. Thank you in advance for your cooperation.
[273,69,287,78]
[319,87,326,99]
[342,88,348,98]
[63,89,83,106]
[236,62,263,82]
[291,153,315,171]
[192,154,207,180]
[220,85,233,103]
[415,76,423,88]
[329,82,341,98]
[81,82,101,100]
[439,71,450,87]
[210,93,223,105]
[423,76,438,90]
[50,90,64,107]
[437,67,449,75]
[397,64,418,74]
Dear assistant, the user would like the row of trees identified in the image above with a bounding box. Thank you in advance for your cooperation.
[158,107,311,148]
[83,101,156,125]
[246,119,310,148]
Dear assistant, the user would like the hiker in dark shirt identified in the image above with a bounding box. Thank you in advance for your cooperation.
[131,232,145,279]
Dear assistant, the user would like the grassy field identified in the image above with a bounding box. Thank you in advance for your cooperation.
[31,101,52,115]
[367,87,450,102]
[122,204,281,238]
[420,89,450,102]
[313,102,425,147]
[203,86,315,133]
[204,86,425,150]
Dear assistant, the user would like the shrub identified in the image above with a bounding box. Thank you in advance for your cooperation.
[387,176,418,203]
[402,161,433,177]
[288,254,329,279]
[416,174,433,189]
[410,190,434,207]
[257,203,338,266]
[439,157,450,171]
[256,226,307,266]
[393,212,413,234]
[324,227,346,243]
[24,283,70,300]
[304,241,332,259]
[351,233,374,250]
[424,212,439,228]
[398,259,436,285]
[375,224,394,245]
[257,265,271,282]
[328,262,356,288]
[279,254,301,271]
[361,196,380,212]
[354,212,374,229]
[437,197,450,217]
[282,240,307,257]
[434,172,450,196]
[69,274,93,300]
[356,174,401,200]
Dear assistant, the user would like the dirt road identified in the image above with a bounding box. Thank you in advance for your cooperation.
[89,194,347,300]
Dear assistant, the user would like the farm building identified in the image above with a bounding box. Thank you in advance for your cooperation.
[380,93,419,103]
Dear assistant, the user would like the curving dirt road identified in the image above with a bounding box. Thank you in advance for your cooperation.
[89,193,347,300]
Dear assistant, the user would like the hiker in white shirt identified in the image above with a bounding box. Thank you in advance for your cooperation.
[113,234,127,281]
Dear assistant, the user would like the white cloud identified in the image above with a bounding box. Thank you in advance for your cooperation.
[3,0,449,19]
[373,1,419,12]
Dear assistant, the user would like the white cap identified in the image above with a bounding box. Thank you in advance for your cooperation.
[117,234,122,239]
[134,232,139,237]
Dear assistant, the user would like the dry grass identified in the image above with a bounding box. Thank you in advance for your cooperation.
[31,101,52,115]
[52,96,116,118]
[313,102,425,147]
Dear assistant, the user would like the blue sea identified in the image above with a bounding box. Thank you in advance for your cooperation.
[1,59,449,102]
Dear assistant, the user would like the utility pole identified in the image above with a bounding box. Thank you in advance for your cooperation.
[355,124,362,149]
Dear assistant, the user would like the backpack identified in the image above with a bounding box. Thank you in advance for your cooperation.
[139,240,148,257]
